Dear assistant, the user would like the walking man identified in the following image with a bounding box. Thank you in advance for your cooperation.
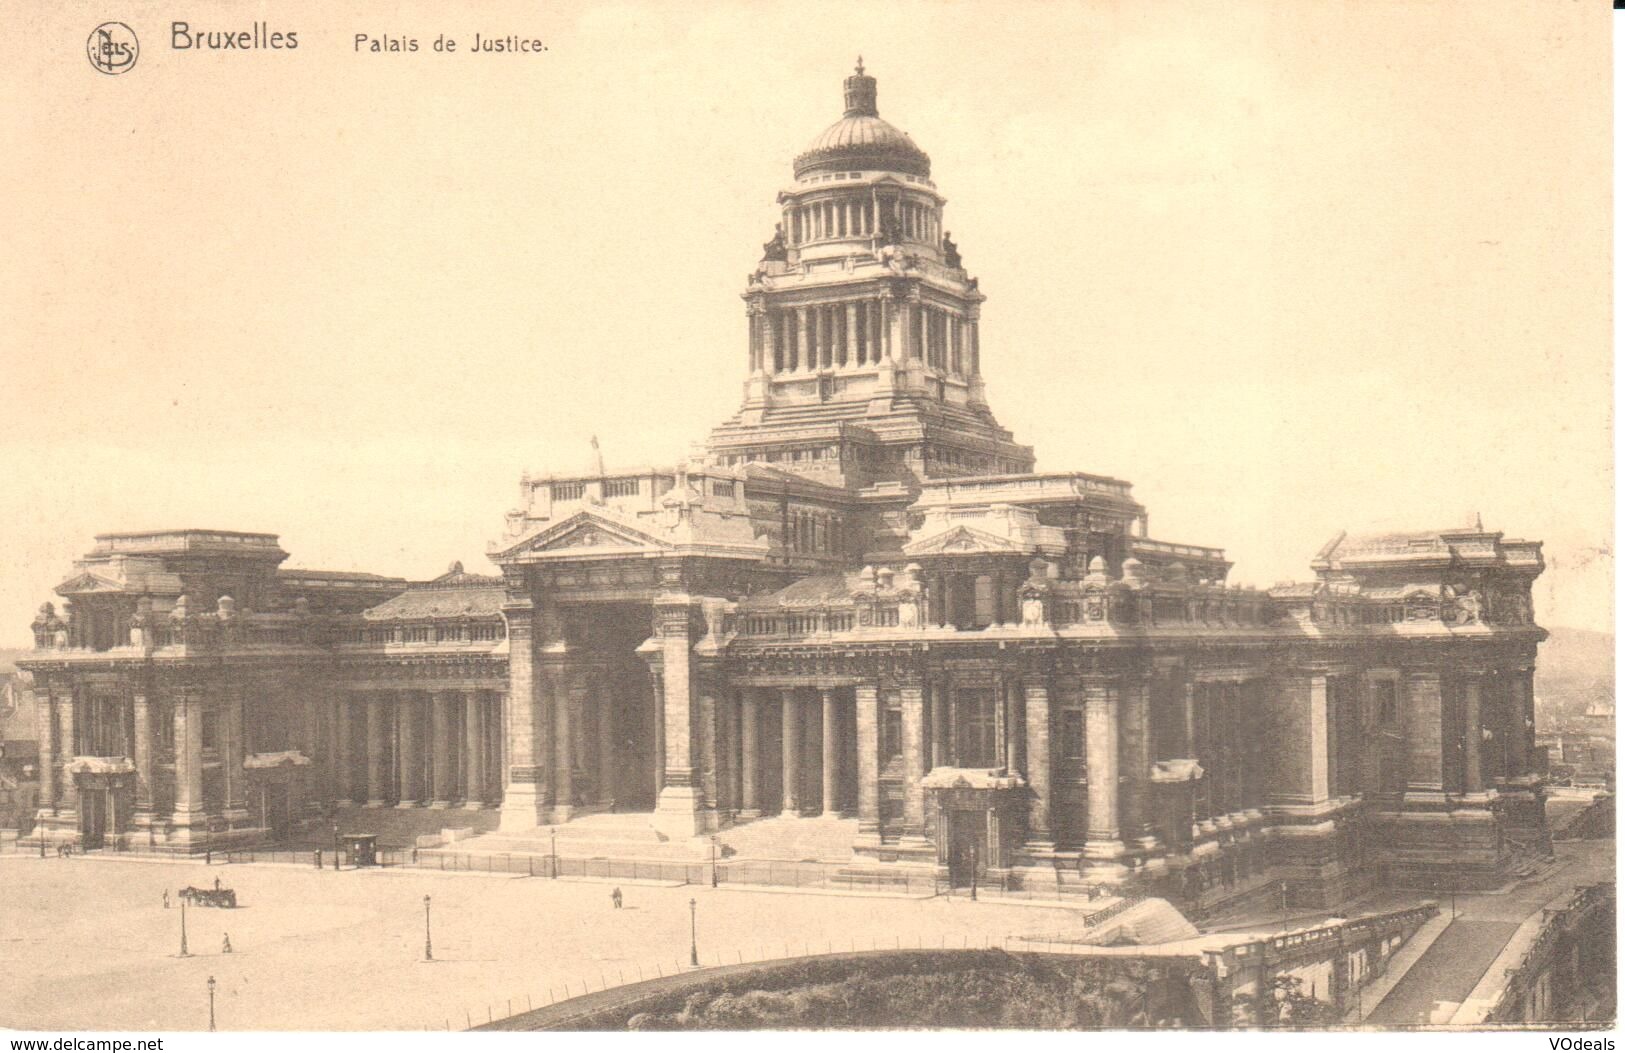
[611,887,623,909]
[163,889,170,910]
[222,934,233,954]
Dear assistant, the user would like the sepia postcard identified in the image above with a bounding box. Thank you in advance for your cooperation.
[0,0,1614,1043]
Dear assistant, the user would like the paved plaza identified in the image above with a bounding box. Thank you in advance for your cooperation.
[0,854,1089,1031]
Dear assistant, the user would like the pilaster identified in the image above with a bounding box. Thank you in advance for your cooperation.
[498,598,550,830]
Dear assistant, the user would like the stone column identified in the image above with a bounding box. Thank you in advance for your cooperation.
[498,599,549,831]
[900,681,927,840]
[1023,677,1053,846]
[335,696,354,806]
[845,302,859,368]
[740,691,761,817]
[1120,679,1152,844]
[131,692,154,821]
[930,678,948,769]
[820,688,840,817]
[1462,676,1483,793]
[365,694,387,806]
[780,689,800,816]
[1268,675,1332,807]
[596,682,616,806]
[397,692,421,807]
[302,693,325,814]
[698,687,719,814]
[651,599,705,838]
[1083,682,1122,858]
[223,684,246,817]
[855,683,880,839]
[551,670,574,822]
[1405,671,1444,795]
[651,669,666,794]
[463,691,485,807]
[173,688,205,828]
[795,308,809,372]
[36,685,56,814]
[431,691,455,808]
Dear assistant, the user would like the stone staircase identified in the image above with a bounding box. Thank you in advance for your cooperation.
[1094,898,1202,944]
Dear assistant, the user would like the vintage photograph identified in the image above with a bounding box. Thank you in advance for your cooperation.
[0,0,1613,1036]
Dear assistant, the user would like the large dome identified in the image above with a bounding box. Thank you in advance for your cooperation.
[792,62,931,179]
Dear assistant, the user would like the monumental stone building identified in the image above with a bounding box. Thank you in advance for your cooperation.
[18,65,1550,908]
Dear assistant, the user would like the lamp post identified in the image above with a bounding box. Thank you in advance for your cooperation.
[969,842,978,901]
[207,975,216,1032]
[689,898,698,967]
[332,821,341,871]
[423,895,433,962]
[550,827,558,879]
[710,837,719,888]
[179,897,191,957]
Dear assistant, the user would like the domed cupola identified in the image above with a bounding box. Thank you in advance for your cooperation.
[793,60,931,179]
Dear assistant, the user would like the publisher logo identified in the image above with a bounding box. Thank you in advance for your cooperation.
[87,22,139,75]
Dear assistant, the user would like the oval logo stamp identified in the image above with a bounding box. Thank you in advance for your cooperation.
[87,22,139,75]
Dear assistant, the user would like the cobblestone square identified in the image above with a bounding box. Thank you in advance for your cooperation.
[0,856,1085,1031]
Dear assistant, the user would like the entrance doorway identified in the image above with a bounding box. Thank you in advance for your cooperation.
[260,781,296,840]
[79,788,108,849]
[946,809,988,888]
[569,603,660,810]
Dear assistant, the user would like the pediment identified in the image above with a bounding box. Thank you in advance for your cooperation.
[505,510,673,559]
[56,571,123,595]
[904,524,1027,557]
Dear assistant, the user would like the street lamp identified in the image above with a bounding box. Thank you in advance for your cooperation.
[710,837,719,888]
[969,842,978,901]
[332,821,341,871]
[207,975,216,1032]
[689,898,699,967]
[179,897,191,957]
[423,895,433,962]
[550,827,558,879]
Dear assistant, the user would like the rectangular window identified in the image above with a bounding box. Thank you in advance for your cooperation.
[882,705,903,761]
[957,689,997,767]
[604,478,639,498]
[552,481,585,501]
[711,480,735,498]
[1375,679,1399,725]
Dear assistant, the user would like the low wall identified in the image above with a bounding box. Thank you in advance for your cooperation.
[478,949,1217,1031]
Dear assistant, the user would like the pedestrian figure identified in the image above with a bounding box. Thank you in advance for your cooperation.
[214,876,222,892]
[163,890,170,910]
[222,934,233,954]
[612,887,623,909]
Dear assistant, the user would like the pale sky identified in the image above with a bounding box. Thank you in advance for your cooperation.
[0,0,1612,644]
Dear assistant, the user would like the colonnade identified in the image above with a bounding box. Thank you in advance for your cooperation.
[732,687,854,818]
[783,196,938,248]
[748,298,980,379]
[331,688,503,810]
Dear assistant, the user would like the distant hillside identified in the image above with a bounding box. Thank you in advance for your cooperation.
[1536,626,1614,722]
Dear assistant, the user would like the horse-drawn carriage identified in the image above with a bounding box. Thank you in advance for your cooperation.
[177,884,237,909]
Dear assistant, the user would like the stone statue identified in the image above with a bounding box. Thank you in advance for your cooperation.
[1021,595,1045,627]
[761,223,787,262]
[942,231,961,269]
[897,596,920,629]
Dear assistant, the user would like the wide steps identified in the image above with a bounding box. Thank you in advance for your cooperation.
[1092,899,1200,945]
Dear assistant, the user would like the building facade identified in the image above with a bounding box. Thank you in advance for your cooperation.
[19,65,1550,907]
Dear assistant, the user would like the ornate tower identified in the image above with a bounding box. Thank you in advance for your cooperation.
[707,61,1034,488]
